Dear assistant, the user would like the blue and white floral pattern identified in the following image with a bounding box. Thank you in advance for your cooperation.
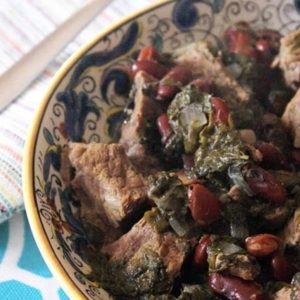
[30,0,300,299]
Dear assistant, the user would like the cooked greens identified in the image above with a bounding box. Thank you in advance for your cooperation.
[167,86,212,154]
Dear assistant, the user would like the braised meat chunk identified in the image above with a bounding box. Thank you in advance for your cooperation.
[102,217,191,298]
[283,206,300,246]
[277,28,300,90]
[281,88,300,148]
[119,70,165,175]
[173,41,250,110]
[68,142,149,243]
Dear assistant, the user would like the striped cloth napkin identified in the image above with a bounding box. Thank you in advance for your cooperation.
[0,0,157,223]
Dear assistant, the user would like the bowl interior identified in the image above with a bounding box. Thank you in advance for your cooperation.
[23,0,299,299]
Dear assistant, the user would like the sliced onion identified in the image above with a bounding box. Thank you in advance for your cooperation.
[228,163,254,196]
[221,242,244,255]
[230,222,249,240]
[169,215,202,238]
[169,216,189,237]
[180,103,207,129]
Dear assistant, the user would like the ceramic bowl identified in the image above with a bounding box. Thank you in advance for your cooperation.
[23,0,300,299]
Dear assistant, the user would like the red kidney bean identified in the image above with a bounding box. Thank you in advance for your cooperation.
[255,39,273,64]
[245,234,282,258]
[190,78,212,93]
[224,23,258,58]
[208,273,264,300]
[257,142,291,171]
[192,235,211,271]
[253,36,276,101]
[137,45,160,62]
[271,252,297,283]
[241,163,288,204]
[188,183,221,226]
[256,29,282,53]
[157,66,193,101]
[157,113,172,138]
[131,60,169,79]
[211,97,231,126]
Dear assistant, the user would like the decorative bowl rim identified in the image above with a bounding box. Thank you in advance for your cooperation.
[22,0,171,299]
